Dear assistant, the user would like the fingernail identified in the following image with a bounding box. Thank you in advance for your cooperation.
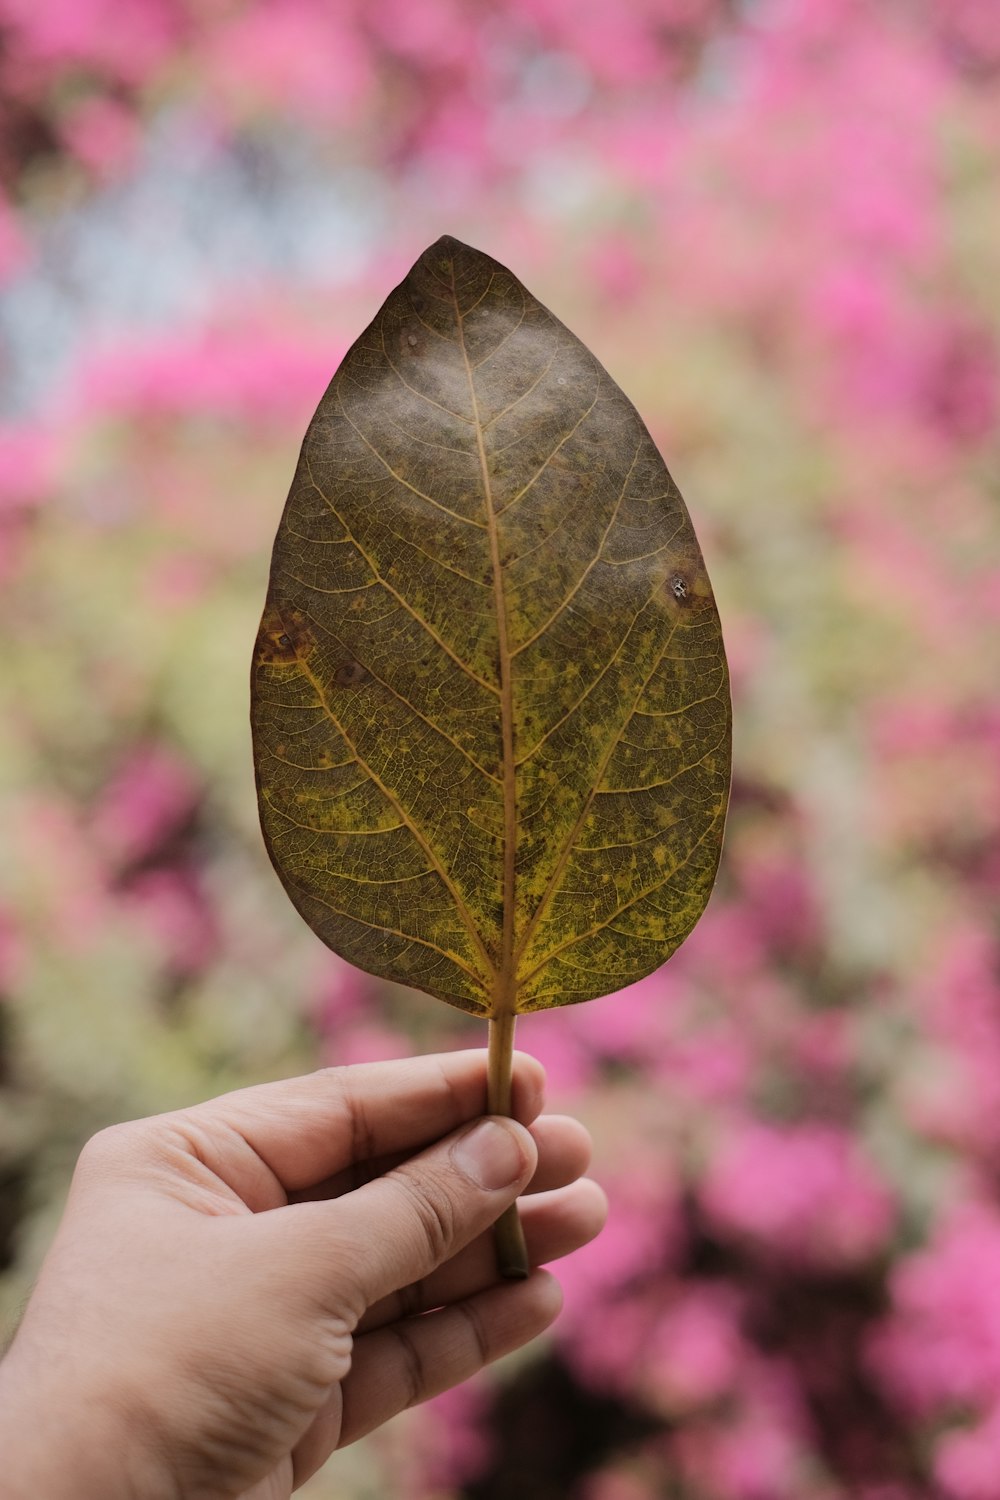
[452,1119,527,1190]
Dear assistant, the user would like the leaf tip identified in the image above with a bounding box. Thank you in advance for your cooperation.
[419,233,484,279]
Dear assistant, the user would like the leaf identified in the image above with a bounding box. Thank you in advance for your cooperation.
[251,236,731,1026]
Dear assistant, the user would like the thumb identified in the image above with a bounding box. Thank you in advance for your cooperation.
[278,1116,537,1316]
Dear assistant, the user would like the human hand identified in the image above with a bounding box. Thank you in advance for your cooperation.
[0,1051,605,1500]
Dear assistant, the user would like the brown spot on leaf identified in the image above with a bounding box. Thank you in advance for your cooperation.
[256,607,316,663]
[334,658,370,688]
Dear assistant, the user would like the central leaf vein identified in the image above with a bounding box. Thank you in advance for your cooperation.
[453,271,517,1010]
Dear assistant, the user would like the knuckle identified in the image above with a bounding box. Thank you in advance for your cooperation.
[76,1121,142,1171]
[319,1065,379,1162]
[390,1324,427,1409]
[395,1170,457,1266]
[396,1275,426,1320]
[457,1298,492,1366]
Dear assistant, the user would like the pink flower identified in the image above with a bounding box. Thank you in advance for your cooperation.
[143,554,213,610]
[0,905,22,992]
[579,1470,657,1500]
[516,1006,595,1093]
[922,318,998,444]
[935,1408,1000,1500]
[557,1168,685,1390]
[1,0,179,85]
[121,866,217,978]
[640,1283,744,1414]
[672,1356,813,1500]
[92,744,199,870]
[584,233,644,304]
[322,1022,414,1067]
[418,1379,494,1490]
[368,0,474,66]
[76,323,339,428]
[702,1120,895,1268]
[0,423,56,511]
[60,96,138,178]
[870,1204,1000,1417]
[202,0,371,127]
[312,954,372,1035]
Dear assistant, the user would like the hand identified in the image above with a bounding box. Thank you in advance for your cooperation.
[0,1051,606,1500]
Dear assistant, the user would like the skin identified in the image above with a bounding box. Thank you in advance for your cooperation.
[0,1050,606,1500]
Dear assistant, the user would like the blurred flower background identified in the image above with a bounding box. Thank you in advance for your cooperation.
[2,0,1000,1495]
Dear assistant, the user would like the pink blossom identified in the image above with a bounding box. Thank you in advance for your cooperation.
[77,324,339,428]
[895,925,1000,1155]
[571,969,665,1061]
[92,744,199,870]
[367,0,474,67]
[870,1204,1000,1417]
[705,1416,804,1500]
[557,1169,685,1389]
[921,318,998,444]
[578,1470,657,1500]
[935,1408,1000,1500]
[418,1380,493,1490]
[202,2,371,128]
[584,234,644,304]
[0,905,22,992]
[651,1026,755,1106]
[737,849,821,959]
[121,866,217,978]
[0,423,56,511]
[702,1120,895,1268]
[322,1022,414,1067]
[0,0,180,84]
[789,1011,854,1082]
[312,954,372,1035]
[672,1358,813,1500]
[639,1283,744,1414]
[61,96,138,178]
[516,1006,595,1093]
[12,797,112,952]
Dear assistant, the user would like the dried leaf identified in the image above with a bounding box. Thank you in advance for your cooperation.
[252,235,731,1024]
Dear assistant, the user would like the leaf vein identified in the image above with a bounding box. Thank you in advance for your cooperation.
[334,388,486,530]
[293,654,496,983]
[262,794,407,839]
[297,605,503,784]
[288,489,501,699]
[512,614,682,961]
[471,291,526,370]
[511,443,643,656]
[292,883,488,995]
[376,329,474,423]
[495,381,602,517]
[518,809,724,986]
[483,355,556,431]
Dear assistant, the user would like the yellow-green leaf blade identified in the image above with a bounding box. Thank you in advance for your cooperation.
[251,235,731,1019]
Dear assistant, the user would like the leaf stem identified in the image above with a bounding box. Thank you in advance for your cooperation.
[487,1011,529,1279]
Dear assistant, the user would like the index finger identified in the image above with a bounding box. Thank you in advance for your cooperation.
[181,1050,546,1192]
